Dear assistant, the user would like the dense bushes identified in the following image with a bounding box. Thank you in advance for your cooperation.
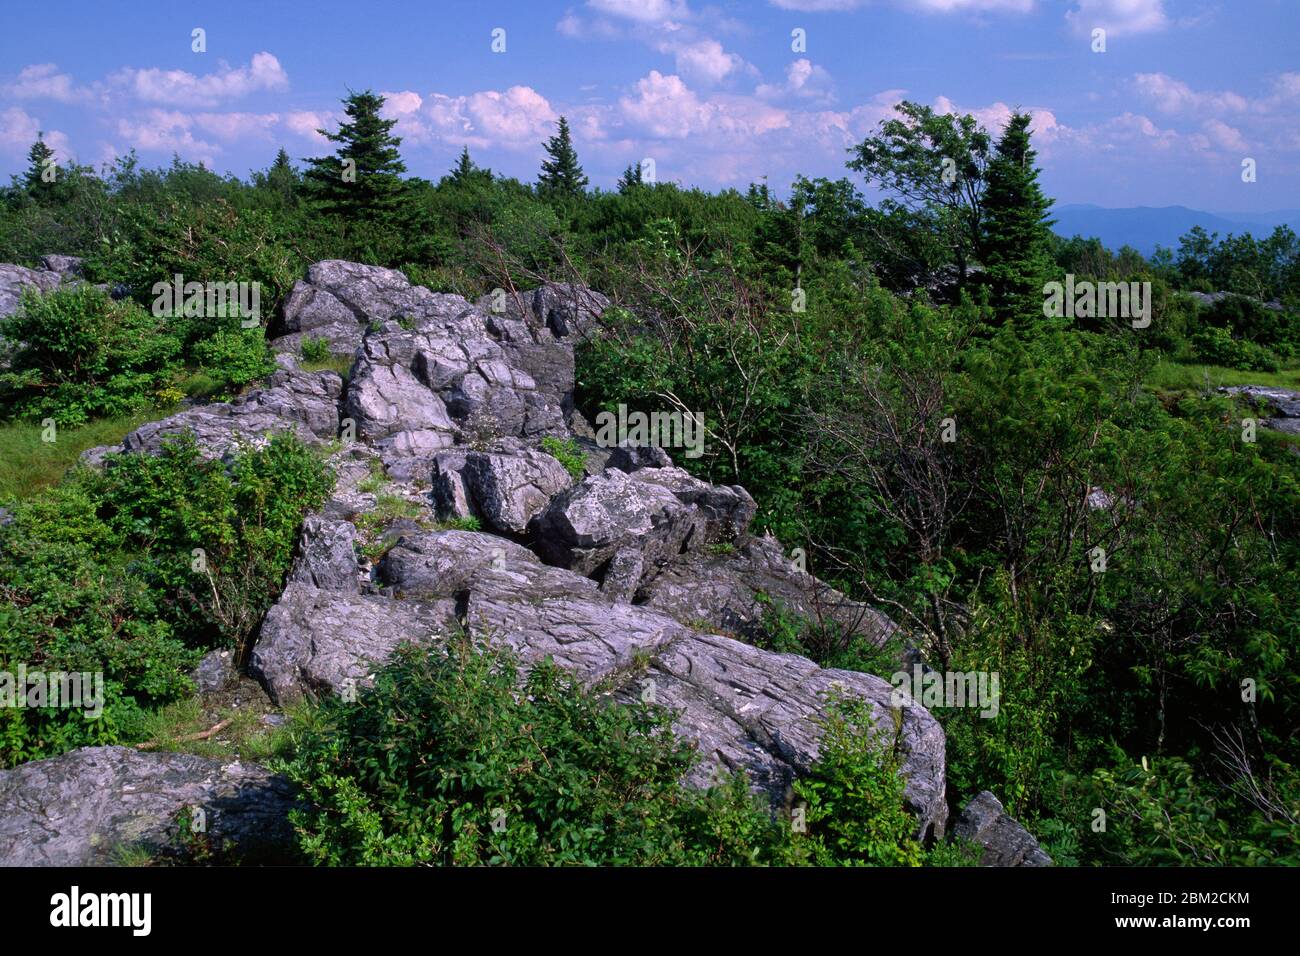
[0,434,332,766]
[0,285,179,425]
[283,638,798,866]
[2,92,1298,865]
[283,638,955,867]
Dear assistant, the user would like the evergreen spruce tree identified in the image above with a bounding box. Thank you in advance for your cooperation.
[262,147,299,204]
[449,146,491,186]
[23,136,57,195]
[537,116,588,199]
[451,146,476,184]
[303,90,406,221]
[980,112,1056,323]
[616,162,643,193]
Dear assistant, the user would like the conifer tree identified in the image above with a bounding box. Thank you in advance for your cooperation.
[537,116,588,199]
[23,135,57,194]
[262,147,299,204]
[450,146,491,186]
[980,112,1056,322]
[617,162,643,193]
[303,90,406,220]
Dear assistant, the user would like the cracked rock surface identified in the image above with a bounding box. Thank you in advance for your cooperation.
[0,260,955,862]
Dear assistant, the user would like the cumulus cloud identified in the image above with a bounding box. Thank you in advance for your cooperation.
[933,94,1065,146]
[0,107,72,161]
[115,109,221,164]
[375,86,559,152]
[283,111,332,146]
[670,39,747,83]
[757,59,835,103]
[3,64,93,104]
[1065,0,1168,36]
[588,0,689,22]
[109,52,288,108]
[1133,73,1249,114]
[769,0,1032,12]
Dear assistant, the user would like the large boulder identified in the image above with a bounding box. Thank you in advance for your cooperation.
[476,282,609,339]
[114,367,343,460]
[341,309,570,473]
[0,746,297,866]
[250,528,949,838]
[430,443,575,535]
[0,262,63,319]
[275,260,444,356]
[637,534,898,647]
[952,790,1052,867]
[532,465,757,591]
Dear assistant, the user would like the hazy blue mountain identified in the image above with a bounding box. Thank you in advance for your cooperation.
[1051,204,1300,256]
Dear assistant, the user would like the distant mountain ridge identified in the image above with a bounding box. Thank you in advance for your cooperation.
[1050,204,1300,257]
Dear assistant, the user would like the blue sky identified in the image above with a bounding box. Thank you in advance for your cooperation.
[2,0,1297,211]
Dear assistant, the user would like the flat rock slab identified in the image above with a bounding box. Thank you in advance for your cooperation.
[0,746,297,866]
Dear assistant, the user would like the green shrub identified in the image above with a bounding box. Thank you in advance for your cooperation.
[1190,326,1280,372]
[93,433,335,649]
[540,435,587,479]
[0,434,332,766]
[282,638,799,866]
[792,692,926,866]
[191,328,276,395]
[0,285,180,425]
[300,337,331,363]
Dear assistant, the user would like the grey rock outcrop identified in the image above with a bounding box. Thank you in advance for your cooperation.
[39,254,86,279]
[190,649,237,696]
[0,262,63,319]
[952,790,1052,867]
[477,282,610,339]
[252,527,948,838]
[431,443,575,535]
[1220,385,1300,435]
[3,259,952,852]
[275,259,444,356]
[637,534,898,647]
[0,746,297,866]
[532,466,757,590]
[118,367,343,460]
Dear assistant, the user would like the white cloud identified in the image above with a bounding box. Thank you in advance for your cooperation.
[1200,118,1247,152]
[769,0,1032,11]
[1066,0,1168,36]
[588,0,689,22]
[933,95,1065,146]
[4,64,93,104]
[618,71,788,143]
[671,39,746,83]
[408,86,559,151]
[0,107,72,161]
[757,59,835,103]
[284,111,331,145]
[115,109,221,164]
[1133,73,1248,114]
[192,112,280,142]
[109,52,288,108]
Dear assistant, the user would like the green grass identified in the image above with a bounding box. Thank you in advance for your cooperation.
[1147,360,1300,394]
[301,353,355,379]
[0,407,175,501]
[122,696,311,762]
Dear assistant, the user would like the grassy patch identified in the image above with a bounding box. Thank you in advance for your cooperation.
[1147,360,1300,395]
[301,353,355,379]
[123,696,311,762]
[0,407,173,501]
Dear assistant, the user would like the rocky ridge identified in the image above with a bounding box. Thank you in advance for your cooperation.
[0,259,1051,866]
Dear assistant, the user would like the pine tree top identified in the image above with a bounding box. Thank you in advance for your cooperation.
[538,116,588,198]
